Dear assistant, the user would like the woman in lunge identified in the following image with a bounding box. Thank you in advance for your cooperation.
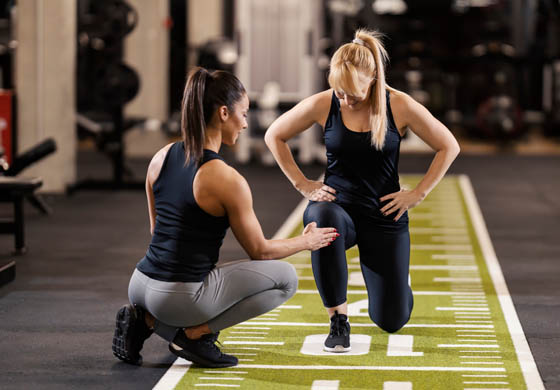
[265,29,459,352]
[112,67,338,367]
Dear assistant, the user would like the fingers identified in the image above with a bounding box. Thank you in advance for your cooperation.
[393,209,406,221]
[379,192,397,202]
[321,185,337,195]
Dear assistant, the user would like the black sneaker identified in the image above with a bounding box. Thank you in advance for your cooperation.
[112,304,153,365]
[169,331,238,368]
[324,311,351,352]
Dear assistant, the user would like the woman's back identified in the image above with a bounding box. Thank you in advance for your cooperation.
[137,142,229,283]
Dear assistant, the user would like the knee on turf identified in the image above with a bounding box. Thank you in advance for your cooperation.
[370,309,411,334]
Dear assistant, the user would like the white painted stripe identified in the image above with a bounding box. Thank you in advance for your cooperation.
[195,385,240,388]
[243,321,493,328]
[455,317,492,319]
[462,374,508,377]
[457,335,496,338]
[233,364,505,372]
[238,359,254,362]
[312,380,340,390]
[412,244,472,251]
[431,236,471,242]
[432,254,475,260]
[463,388,511,390]
[198,377,244,380]
[460,356,502,359]
[231,353,257,356]
[463,382,509,385]
[223,341,284,345]
[461,362,504,365]
[230,332,268,335]
[221,347,261,350]
[456,330,495,332]
[456,321,493,323]
[458,339,498,342]
[278,305,302,309]
[225,336,266,339]
[459,350,501,353]
[437,307,489,311]
[202,371,248,374]
[434,277,482,283]
[438,345,499,348]
[296,289,485,296]
[410,265,478,271]
[460,175,544,390]
[233,327,270,330]
[152,358,191,390]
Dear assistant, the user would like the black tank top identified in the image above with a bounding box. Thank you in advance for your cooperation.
[323,90,408,223]
[137,142,230,282]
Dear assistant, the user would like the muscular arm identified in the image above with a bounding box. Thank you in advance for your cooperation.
[197,162,337,260]
[380,91,460,220]
[392,91,460,199]
[264,90,332,191]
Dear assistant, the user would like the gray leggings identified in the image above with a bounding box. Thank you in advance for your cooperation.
[128,259,298,342]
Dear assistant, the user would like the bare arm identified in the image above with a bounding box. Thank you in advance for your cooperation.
[264,90,337,201]
[204,163,338,260]
[380,91,460,220]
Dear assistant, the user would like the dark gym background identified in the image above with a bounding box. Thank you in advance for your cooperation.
[0,0,559,389]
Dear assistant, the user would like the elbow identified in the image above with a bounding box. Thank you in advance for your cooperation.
[249,243,274,260]
[451,139,460,158]
[264,130,275,149]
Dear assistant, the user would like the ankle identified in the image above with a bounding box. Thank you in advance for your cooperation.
[185,323,211,340]
[144,311,155,330]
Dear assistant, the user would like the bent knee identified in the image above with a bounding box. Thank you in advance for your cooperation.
[304,202,346,228]
[274,261,298,298]
[371,310,411,334]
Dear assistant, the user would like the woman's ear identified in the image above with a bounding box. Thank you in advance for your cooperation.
[219,105,229,122]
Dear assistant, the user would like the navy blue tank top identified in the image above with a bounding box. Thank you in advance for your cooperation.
[323,90,408,223]
[137,142,230,282]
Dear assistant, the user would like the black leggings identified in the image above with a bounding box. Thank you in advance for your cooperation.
[303,201,413,333]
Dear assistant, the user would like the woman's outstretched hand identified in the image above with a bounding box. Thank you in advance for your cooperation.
[302,222,339,251]
[380,189,424,221]
[296,179,337,202]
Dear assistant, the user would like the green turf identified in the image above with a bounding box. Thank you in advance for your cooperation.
[173,176,531,389]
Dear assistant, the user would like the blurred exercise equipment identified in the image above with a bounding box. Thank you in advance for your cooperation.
[72,0,144,191]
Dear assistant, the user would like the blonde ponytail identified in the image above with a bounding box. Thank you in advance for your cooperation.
[328,29,391,150]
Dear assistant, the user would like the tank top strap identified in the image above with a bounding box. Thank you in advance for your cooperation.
[385,90,399,136]
[324,91,341,130]
[201,149,224,166]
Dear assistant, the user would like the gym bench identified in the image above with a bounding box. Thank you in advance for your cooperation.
[0,176,43,255]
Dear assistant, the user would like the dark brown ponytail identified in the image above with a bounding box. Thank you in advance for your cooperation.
[181,67,246,163]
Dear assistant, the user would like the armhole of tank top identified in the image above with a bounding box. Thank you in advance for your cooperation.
[324,91,339,130]
[192,153,228,219]
[385,91,401,140]
[153,142,177,188]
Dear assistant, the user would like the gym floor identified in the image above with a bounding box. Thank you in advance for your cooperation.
[0,150,559,389]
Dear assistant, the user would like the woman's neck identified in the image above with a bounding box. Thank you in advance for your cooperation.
[203,126,222,153]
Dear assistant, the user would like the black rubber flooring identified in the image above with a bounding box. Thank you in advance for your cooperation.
[0,153,558,390]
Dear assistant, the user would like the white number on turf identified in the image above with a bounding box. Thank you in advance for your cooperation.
[347,299,369,317]
[383,382,412,390]
[300,334,371,356]
[386,335,424,357]
[348,271,365,286]
[311,380,340,390]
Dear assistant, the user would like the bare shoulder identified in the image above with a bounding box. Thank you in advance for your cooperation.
[388,88,422,133]
[147,142,175,184]
[196,159,250,197]
[303,89,333,126]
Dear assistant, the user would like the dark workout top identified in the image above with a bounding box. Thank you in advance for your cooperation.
[137,142,230,282]
[323,90,408,223]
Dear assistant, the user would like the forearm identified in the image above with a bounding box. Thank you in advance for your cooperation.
[265,135,308,189]
[414,146,459,199]
[253,235,309,260]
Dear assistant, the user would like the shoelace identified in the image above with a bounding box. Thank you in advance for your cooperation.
[329,315,345,337]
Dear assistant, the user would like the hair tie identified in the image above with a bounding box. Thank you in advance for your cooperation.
[352,38,365,46]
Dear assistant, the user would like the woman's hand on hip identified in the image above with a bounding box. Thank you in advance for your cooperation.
[380,189,424,221]
[302,222,339,251]
[296,179,337,202]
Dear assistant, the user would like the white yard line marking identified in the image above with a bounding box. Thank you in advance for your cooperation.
[437,307,489,311]
[194,385,240,388]
[296,289,484,296]
[383,382,412,390]
[152,358,191,390]
[243,321,493,328]
[457,339,498,342]
[202,371,248,374]
[198,377,244,380]
[233,364,505,372]
[223,341,284,345]
[463,388,511,390]
[460,356,502,359]
[438,344,499,348]
[463,382,509,385]
[461,362,504,365]
[462,374,508,377]
[221,347,261,350]
[233,327,270,330]
[455,321,493,323]
[230,332,268,335]
[226,336,266,339]
[457,335,496,338]
[410,265,478,271]
[279,305,302,309]
[456,330,495,332]
[412,244,472,251]
[432,254,475,260]
[238,359,254,362]
[231,353,257,356]
[434,277,482,283]
[460,351,502,353]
